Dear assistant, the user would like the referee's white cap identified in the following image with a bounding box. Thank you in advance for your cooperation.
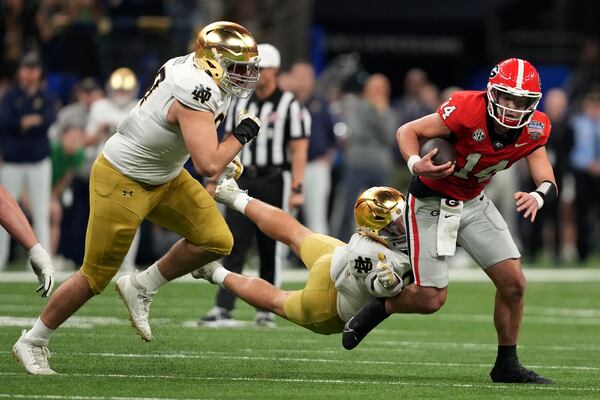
[258,43,280,68]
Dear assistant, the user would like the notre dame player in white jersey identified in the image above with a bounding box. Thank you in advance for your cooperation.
[193,179,411,334]
[13,21,262,375]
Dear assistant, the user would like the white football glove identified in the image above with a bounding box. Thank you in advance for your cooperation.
[28,243,55,297]
[366,253,402,298]
[376,253,398,288]
[221,156,244,182]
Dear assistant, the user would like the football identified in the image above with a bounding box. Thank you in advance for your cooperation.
[419,137,457,165]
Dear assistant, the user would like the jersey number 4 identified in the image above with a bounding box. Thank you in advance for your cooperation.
[439,98,456,120]
[453,153,509,182]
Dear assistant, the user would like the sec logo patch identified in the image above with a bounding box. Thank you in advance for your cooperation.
[472,129,485,142]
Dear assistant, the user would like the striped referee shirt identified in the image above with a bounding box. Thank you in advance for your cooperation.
[225,88,311,169]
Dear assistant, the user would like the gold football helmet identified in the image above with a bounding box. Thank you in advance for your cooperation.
[194,21,259,99]
[107,67,138,106]
[354,186,407,250]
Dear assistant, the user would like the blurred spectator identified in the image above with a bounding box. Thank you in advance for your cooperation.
[334,73,397,241]
[564,38,600,110]
[85,68,138,173]
[418,83,440,113]
[35,0,103,102]
[395,68,430,125]
[50,124,85,261]
[391,69,433,197]
[277,70,293,92]
[569,90,600,263]
[440,86,463,103]
[85,67,139,271]
[1,0,37,78]
[0,51,56,268]
[290,61,340,234]
[49,77,102,139]
[51,77,103,265]
[542,88,575,263]
[516,89,575,262]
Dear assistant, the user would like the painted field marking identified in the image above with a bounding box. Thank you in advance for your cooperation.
[0,372,598,393]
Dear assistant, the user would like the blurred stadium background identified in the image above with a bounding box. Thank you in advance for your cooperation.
[1,0,599,270]
[0,0,599,398]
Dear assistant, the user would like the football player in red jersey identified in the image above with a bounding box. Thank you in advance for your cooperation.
[342,58,556,384]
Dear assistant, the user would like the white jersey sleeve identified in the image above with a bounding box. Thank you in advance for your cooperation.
[172,64,222,114]
[330,233,411,322]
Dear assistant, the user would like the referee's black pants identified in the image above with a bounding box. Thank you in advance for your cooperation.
[215,171,289,311]
[573,171,600,262]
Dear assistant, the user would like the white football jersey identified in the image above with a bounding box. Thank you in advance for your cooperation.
[330,233,410,322]
[103,53,231,185]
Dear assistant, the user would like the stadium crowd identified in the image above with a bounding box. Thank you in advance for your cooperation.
[1,0,599,276]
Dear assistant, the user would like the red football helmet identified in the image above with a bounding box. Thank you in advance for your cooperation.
[487,58,542,129]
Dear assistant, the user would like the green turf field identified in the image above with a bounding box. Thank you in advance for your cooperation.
[1,280,599,400]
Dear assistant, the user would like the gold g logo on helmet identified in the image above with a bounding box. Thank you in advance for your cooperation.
[194,21,259,99]
[354,187,407,250]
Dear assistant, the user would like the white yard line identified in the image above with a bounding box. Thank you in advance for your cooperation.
[0,372,598,393]
[45,351,599,371]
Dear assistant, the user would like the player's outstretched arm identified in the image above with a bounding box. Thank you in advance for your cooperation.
[0,186,55,297]
[0,186,38,250]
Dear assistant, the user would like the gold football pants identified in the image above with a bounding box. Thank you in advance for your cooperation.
[81,154,233,293]
[283,233,346,335]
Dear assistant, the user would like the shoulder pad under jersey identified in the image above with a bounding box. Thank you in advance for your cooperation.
[171,59,223,114]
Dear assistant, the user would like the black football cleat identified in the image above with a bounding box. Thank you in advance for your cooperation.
[342,316,363,350]
[490,363,553,384]
[341,297,389,350]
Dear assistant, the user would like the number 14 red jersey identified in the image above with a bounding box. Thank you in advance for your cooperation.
[420,90,551,201]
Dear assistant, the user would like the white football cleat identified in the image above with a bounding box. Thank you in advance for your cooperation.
[254,311,276,328]
[115,273,154,341]
[12,330,57,375]
[214,178,245,208]
[191,261,222,284]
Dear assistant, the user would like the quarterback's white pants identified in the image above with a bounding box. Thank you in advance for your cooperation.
[405,192,521,288]
[302,159,331,234]
[0,158,51,268]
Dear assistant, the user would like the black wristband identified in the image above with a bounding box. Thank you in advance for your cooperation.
[292,183,303,194]
[534,180,558,204]
[233,117,260,145]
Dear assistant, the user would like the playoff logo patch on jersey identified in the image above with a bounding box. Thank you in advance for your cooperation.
[527,120,544,140]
